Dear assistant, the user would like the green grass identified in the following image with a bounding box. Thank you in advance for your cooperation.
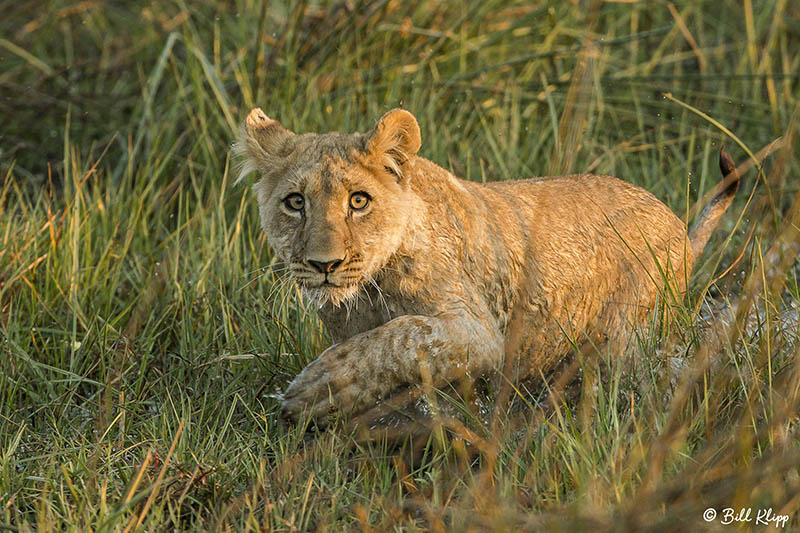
[1,0,799,530]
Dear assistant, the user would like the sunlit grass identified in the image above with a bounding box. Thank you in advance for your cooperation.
[1,0,799,530]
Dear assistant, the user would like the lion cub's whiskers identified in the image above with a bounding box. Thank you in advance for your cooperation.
[239,264,290,293]
[366,274,391,319]
[269,273,295,307]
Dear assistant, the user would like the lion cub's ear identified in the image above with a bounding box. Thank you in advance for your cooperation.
[365,109,421,178]
[234,107,294,184]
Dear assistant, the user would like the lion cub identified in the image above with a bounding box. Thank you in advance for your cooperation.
[236,108,739,425]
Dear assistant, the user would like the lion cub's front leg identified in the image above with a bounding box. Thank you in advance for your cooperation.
[280,312,503,425]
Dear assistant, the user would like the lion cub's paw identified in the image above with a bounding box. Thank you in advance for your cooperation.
[279,344,378,426]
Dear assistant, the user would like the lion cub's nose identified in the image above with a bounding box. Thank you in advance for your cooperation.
[308,259,344,274]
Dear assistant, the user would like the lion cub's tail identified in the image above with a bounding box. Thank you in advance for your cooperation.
[688,149,741,258]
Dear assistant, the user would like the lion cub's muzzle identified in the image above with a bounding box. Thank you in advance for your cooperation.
[292,254,362,289]
[306,257,347,287]
[308,258,343,274]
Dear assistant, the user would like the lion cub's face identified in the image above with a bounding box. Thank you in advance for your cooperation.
[237,109,422,307]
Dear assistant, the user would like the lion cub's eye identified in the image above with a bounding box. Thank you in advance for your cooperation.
[283,193,305,212]
[349,192,370,210]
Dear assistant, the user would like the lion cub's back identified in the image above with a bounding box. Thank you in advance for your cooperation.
[486,174,692,332]
[488,174,689,259]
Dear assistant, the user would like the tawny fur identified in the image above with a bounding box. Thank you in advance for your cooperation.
[235,108,739,424]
